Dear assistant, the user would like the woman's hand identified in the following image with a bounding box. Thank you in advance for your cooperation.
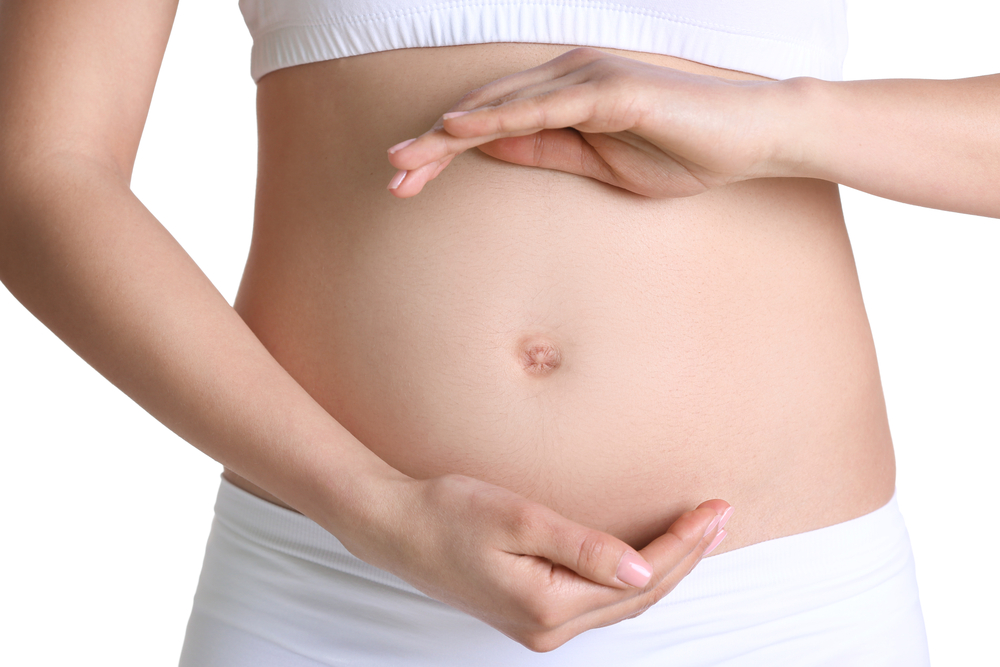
[345,473,730,652]
[388,47,1000,217]
[386,47,793,199]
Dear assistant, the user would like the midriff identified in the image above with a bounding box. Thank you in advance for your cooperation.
[226,43,895,554]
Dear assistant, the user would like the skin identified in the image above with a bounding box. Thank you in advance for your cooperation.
[387,46,1000,218]
[0,2,726,651]
[232,41,893,553]
[2,1,996,657]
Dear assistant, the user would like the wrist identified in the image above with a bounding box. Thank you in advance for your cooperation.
[306,451,413,541]
[245,426,415,556]
[758,76,830,180]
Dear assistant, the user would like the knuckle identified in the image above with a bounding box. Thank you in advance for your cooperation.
[584,57,615,78]
[506,505,546,542]
[574,531,609,577]
[534,95,559,128]
[457,81,519,111]
[521,630,565,653]
[651,571,684,602]
[531,132,545,165]
[531,606,564,633]
[562,46,606,64]
[625,596,656,621]
[519,592,566,632]
[672,509,704,542]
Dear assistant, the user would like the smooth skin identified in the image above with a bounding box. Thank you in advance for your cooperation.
[387,47,1000,220]
[0,1,728,652]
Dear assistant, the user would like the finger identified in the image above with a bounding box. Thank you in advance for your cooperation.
[386,154,455,198]
[509,505,654,592]
[707,502,735,555]
[454,68,592,119]
[388,126,613,199]
[581,503,728,621]
[445,84,600,141]
[640,504,722,576]
[385,75,593,174]
[475,129,619,185]
[385,57,592,166]
[448,46,606,113]
[386,50,629,175]
[524,502,729,645]
[639,501,731,599]
[388,84,605,173]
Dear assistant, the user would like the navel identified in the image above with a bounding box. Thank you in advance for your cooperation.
[517,337,562,376]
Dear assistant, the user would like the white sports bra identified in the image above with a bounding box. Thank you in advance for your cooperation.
[239,0,848,83]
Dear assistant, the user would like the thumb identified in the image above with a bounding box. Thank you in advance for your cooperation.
[519,508,654,590]
[476,128,617,185]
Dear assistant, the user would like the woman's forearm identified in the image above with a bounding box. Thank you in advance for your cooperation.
[775,75,1000,218]
[388,49,1000,219]
[0,151,407,538]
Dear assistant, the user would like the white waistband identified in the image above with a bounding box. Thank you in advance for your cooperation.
[213,476,909,604]
[193,478,928,665]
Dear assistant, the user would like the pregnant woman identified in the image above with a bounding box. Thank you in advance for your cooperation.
[7,0,996,664]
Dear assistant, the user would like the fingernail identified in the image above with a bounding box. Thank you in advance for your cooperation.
[387,170,407,190]
[703,514,721,538]
[442,110,471,120]
[387,138,416,154]
[616,552,652,588]
[718,506,734,531]
[703,530,727,557]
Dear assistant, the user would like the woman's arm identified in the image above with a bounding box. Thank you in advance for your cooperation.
[0,2,726,650]
[387,48,1000,219]
[0,0,397,541]
[789,75,1000,218]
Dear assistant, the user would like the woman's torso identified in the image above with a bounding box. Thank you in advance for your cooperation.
[225,43,895,553]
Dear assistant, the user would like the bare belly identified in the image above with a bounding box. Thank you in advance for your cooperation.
[227,43,895,553]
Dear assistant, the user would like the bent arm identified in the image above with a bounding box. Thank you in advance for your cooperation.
[0,0,402,537]
[783,75,1000,218]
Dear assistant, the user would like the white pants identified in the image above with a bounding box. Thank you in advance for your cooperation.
[179,478,930,666]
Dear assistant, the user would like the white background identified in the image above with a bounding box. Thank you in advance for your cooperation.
[1,1,997,664]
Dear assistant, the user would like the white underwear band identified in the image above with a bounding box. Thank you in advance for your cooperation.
[180,478,929,666]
